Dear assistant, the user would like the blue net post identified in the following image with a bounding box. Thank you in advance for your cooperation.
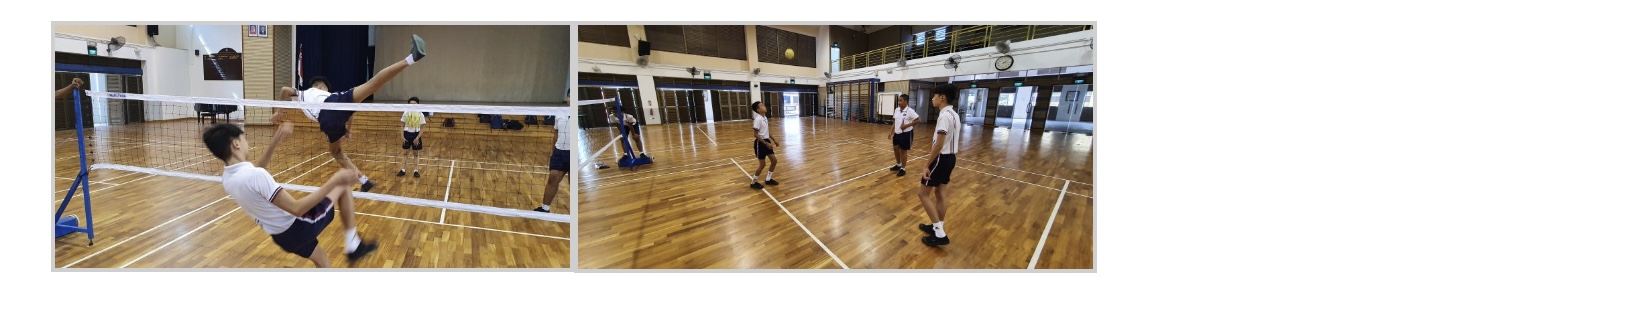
[54,89,95,246]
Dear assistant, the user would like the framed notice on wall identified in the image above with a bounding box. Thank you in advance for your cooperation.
[247,25,268,37]
[203,48,243,80]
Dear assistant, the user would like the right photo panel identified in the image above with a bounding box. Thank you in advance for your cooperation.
[574,24,1095,269]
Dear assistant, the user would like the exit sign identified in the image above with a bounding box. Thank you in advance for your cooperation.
[703,73,711,80]
[87,42,97,55]
[1013,81,1024,87]
[1074,79,1085,84]
[970,84,977,88]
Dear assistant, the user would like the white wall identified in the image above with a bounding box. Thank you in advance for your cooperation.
[144,47,194,121]
[828,30,1095,83]
[180,25,245,120]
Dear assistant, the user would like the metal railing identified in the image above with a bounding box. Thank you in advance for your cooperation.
[836,25,1092,71]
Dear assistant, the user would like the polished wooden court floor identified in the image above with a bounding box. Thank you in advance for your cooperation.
[52,111,570,268]
[577,115,1093,269]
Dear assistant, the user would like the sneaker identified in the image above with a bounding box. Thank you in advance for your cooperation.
[750,182,763,189]
[764,179,779,186]
[897,168,907,177]
[413,171,421,178]
[890,165,901,171]
[919,223,935,236]
[346,240,379,263]
[396,169,406,177]
[922,235,950,247]
[360,180,376,193]
[410,34,427,62]
[534,207,550,213]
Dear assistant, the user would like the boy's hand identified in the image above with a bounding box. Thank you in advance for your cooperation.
[274,121,293,142]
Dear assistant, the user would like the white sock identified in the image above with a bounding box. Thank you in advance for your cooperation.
[345,228,361,252]
[934,221,947,238]
[405,54,416,65]
[751,175,759,182]
[766,171,774,180]
[540,204,551,211]
[359,175,370,184]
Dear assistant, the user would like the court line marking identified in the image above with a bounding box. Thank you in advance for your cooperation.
[442,159,456,224]
[578,139,873,183]
[61,196,231,268]
[356,212,568,240]
[732,158,849,269]
[846,141,1090,186]
[953,165,1092,199]
[55,177,121,186]
[585,162,732,189]
[693,123,717,145]
[777,153,930,204]
[1028,180,1071,269]
[119,207,241,268]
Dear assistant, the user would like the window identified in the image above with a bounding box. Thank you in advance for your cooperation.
[831,46,840,72]
[934,27,947,42]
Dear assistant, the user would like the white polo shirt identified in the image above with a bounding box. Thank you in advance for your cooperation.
[296,88,329,122]
[933,105,961,154]
[553,114,572,151]
[222,162,302,235]
[753,113,770,140]
[893,106,919,134]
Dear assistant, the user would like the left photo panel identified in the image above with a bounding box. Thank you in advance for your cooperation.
[51,24,574,269]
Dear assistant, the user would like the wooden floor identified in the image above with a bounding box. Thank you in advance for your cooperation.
[576,116,1093,269]
[52,115,570,268]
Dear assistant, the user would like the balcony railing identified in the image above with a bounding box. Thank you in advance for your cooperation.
[836,25,1092,72]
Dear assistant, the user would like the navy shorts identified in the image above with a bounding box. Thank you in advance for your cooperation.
[893,131,914,150]
[754,138,774,159]
[402,131,423,150]
[550,148,571,172]
[317,89,357,143]
[270,198,336,258]
[922,154,957,187]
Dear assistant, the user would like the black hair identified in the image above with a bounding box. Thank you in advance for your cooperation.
[309,76,330,89]
[202,123,244,163]
[408,96,420,103]
[899,94,910,101]
[750,101,763,112]
[931,84,958,105]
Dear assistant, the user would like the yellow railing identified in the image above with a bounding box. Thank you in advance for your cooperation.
[836,25,1092,71]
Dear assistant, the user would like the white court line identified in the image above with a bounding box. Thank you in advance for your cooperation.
[779,154,931,204]
[62,197,230,268]
[120,207,241,268]
[55,142,155,161]
[954,166,1092,199]
[585,161,732,189]
[732,158,849,269]
[847,141,1091,186]
[442,159,455,224]
[1028,180,1071,269]
[579,158,729,181]
[55,177,120,186]
[346,157,547,175]
[582,140,876,189]
[356,212,568,240]
[693,123,717,145]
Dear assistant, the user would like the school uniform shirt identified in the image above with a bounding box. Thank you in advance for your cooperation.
[934,105,961,154]
[223,162,302,235]
[893,106,920,134]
